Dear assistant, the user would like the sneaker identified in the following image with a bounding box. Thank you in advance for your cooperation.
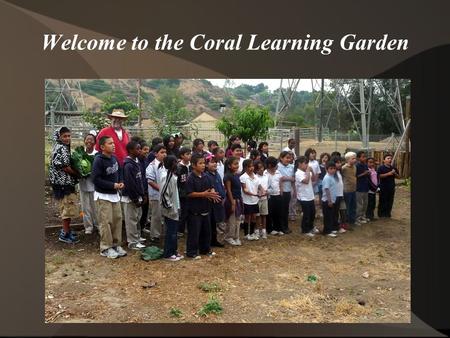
[363,217,370,222]
[225,238,238,246]
[359,218,367,224]
[206,251,217,257]
[187,255,201,260]
[100,248,119,259]
[138,237,146,243]
[326,233,338,238]
[235,239,242,246]
[142,227,151,234]
[340,223,350,230]
[277,231,285,236]
[177,232,184,238]
[312,227,320,234]
[261,229,267,239]
[331,230,338,234]
[58,230,79,244]
[84,228,93,235]
[254,229,260,237]
[176,253,184,259]
[355,220,362,226]
[270,230,279,235]
[114,246,127,257]
[250,233,259,240]
[129,242,146,250]
[338,228,347,233]
[165,255,181,261]
[304,232,315,237]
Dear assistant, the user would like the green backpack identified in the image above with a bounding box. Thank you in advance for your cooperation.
[141,246,163,261]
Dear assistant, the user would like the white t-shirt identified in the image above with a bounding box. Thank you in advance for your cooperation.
[266,169,282,196]
[295,169,315,201]
[238,157,245,173]
[283,146,297,159]
[309,160,321,177]
[336,171,344,197]
[256,172,269,201]
[240,172,260,205]
[217,161,225,182]
[114,129,123,141]
[94,191,120,203]
[146,159,167,200]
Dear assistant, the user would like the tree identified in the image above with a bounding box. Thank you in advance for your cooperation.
[82,92,140,130]
[216,105,274,142]
[150,86,193,135]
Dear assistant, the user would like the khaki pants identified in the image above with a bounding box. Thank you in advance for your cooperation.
[356,191,369,220]
[96,199,123,252]
[216,221,227,244]
[149,199,163,239]
[59,193,79,220]
[122,202,142,246]
[80,190,97,231]
[225,213,240,241]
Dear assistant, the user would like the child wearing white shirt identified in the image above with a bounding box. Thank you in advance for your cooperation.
[266,156,284,235]
[240,159,262,240]
[295,156,316,236]
[254,160,269,239]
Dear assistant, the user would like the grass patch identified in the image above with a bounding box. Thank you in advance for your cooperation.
[334,299,370,318]
[52,255,65,265]
[197,297,223,317]
[198,282,221,293]
[169,307,183,318]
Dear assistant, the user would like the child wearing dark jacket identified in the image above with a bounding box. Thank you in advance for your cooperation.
[205,154,227,247]
[160,155,184,261]
[176,147,192,236]
[122,141,146,250]
[48,127,80,244]
[185,154,221,259]
[92,136,126,259]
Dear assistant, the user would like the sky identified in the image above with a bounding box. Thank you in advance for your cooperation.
[206,79,324,92]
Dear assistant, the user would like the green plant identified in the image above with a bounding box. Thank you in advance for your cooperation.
[197,297,223,317]
[307,274,318,283]
[404,177,411,190]
[216,104,274,142]
[150,86,193,135]
[198,282,221,293]
[169,307,183,318]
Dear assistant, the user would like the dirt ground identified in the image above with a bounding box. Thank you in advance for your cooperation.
[45,184,410,323]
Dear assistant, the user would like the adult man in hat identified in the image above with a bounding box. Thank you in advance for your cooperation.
[95,109,130,166]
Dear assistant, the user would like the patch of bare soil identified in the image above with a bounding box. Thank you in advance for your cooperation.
[45,186,410,323]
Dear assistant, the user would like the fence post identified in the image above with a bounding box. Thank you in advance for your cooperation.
[348,131,351,143]
[294,127,300,157]
[334,130,338,151]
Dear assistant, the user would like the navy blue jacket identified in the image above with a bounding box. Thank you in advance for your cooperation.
[206,170,226,222]
[92,153,121,194]
[138,156,149,193]
[356,162,370,192]
[122,156,145,202]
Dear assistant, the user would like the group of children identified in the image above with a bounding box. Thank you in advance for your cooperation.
[49,128,400,261]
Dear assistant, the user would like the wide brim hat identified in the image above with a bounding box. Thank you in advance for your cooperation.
[107,109,128,119]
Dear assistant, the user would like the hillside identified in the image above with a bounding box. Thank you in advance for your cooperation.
[47,79,272,119]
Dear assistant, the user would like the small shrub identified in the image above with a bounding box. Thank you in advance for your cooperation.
[197,297,223,317]
[169,307,183,318]
[198,282,221,293]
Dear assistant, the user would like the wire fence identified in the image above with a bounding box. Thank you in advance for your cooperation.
[45,124,399,156]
